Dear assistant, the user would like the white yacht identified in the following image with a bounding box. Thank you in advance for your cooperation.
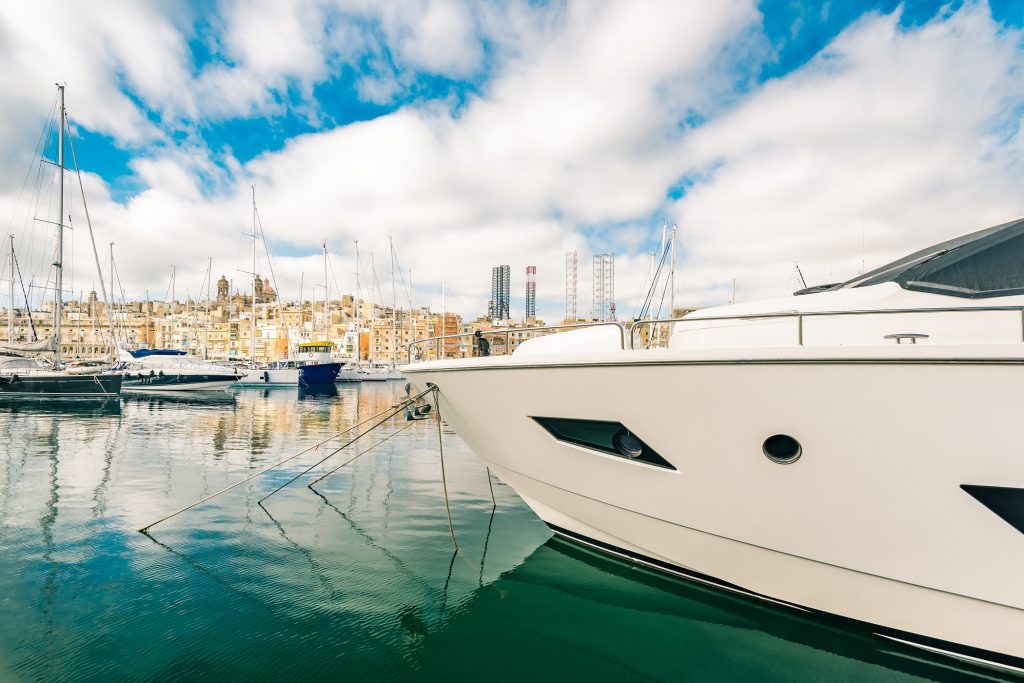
[120,349,242,392]
[403,218,1024,673]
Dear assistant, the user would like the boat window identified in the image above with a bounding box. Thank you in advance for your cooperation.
[531,417,675,470]
[843,217,1024,298]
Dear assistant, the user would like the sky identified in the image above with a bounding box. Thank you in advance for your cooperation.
[2,0,1024,322]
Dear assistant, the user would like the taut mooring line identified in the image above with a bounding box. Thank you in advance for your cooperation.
[137,388,431,533]
[258,386,434,506]
[308,420,416,487]
[432,385,459,552]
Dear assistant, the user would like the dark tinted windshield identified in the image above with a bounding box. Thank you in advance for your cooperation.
[843,218,1024,298]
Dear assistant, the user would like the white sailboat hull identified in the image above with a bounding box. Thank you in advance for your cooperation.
[234,367,300,386]
[335,368,363,382]
[405,349,1024,668]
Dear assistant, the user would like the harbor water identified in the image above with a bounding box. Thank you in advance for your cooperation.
[0,383,1005,681]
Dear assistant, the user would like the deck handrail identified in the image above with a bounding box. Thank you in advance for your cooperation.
[406,321,627,362]
[630,305,1024,349]
[406,305,1024,361]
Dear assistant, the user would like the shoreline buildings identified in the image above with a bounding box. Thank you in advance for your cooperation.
[0,291,459,365]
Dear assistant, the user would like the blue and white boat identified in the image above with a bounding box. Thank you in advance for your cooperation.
[293,341,341,385]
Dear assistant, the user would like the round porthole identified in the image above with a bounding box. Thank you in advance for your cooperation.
[762,434,801,464]
[613,429,644,459]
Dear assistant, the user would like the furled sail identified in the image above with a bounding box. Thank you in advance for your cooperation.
[0,336,57,354]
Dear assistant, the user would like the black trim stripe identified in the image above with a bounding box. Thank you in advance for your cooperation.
[547,523,1024,675]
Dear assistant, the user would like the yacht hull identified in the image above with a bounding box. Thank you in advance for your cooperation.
[299,362,340,385]
[121,373,237,392]
[234,367,300,387]
[405,355,1024,671]
[0,372,122,398]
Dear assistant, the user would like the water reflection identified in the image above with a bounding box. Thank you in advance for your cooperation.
[122,391,236,407]
[408,537,1007,682]
[298,383,338,399]
[0,397,121,416]
[0,383,1006,682]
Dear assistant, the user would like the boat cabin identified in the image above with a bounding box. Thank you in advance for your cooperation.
[293,341,334,364]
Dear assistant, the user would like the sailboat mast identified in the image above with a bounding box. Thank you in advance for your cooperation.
[354,240,360,359]
[322,240,329,341]
[204,256,211,359]
[389,235,396,368]
[8,235,14,344]
[55,84,65,367]
[669,224,676,317]
[251,186,257,368]
[109,243,114,325]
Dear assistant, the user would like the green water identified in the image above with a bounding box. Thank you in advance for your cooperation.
[0,384,1007,681]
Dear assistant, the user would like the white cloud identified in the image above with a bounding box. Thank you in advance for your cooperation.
[671,3,1024,305]
[0,2,178,159]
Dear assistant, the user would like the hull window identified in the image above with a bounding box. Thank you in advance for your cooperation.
[961,485,1024,536]
[531,417,675,470]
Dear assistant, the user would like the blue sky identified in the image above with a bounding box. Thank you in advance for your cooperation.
[3,1,1024,320]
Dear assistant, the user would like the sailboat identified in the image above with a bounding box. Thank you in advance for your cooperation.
[335,239,365,382]
[235,187,300,387]
[294,241,341,386]
[0,85,121,398]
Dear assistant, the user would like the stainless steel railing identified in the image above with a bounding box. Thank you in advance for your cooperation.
[630,305,1024,349]
[405,304,1024,361]
[406,321,627,362]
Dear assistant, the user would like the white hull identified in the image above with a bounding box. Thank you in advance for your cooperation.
[122,378,236,392]
[359,371,389,381]
[405,350,1024,668]
[234,367,300,386]
[335,368,363,382]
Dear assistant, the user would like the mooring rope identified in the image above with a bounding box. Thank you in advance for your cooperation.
[257,386,434,505]
[308,420,416,487]
[138,387,432,533]
[433,385,459,552]
[485,468,496,507]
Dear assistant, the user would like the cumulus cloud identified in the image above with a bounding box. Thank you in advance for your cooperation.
[672,3,1024,304]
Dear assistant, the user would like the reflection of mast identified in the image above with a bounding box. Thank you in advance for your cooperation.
[40,419,60,634]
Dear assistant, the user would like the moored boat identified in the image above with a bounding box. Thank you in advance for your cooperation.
[0,356,121,397]
[293,341,340,385]
[1,84,123,399]
[335,362,364,382]
[235,361,300,387]
[120,349,241,392]
[403,218,1024,673]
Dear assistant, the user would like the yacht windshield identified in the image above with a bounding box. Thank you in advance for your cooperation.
[843,218,1024,298]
